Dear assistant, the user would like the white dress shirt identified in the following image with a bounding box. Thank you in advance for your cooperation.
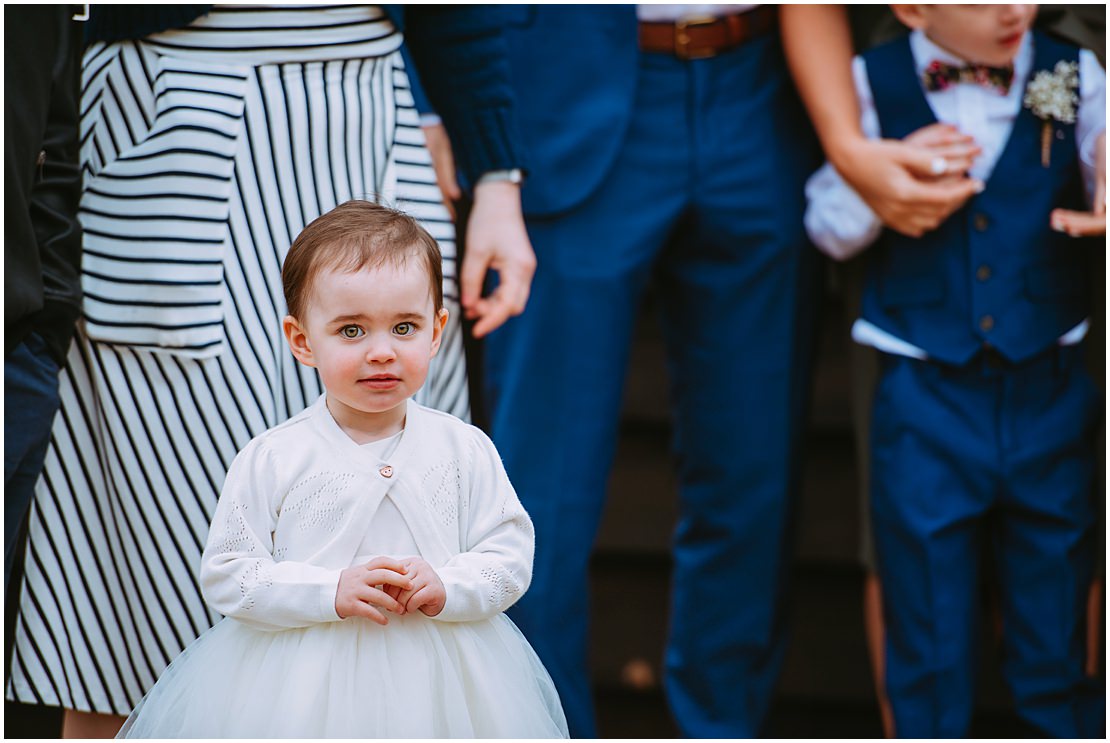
[637,5,757,22]
[805,30,1105,359]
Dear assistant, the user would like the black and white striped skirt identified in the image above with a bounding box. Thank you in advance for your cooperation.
[7,5,468,714]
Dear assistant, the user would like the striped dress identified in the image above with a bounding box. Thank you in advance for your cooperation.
[7,5,469,714]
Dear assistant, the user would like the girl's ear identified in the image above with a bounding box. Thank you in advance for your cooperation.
[283,315,316,368]
[428,308,449,359]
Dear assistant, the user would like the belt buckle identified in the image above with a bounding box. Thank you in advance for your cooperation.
[674,15,718,60]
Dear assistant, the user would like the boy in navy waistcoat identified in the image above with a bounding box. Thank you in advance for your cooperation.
[805,4,1105,737]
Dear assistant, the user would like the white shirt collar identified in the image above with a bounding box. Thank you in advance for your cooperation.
[909,28,1033,89]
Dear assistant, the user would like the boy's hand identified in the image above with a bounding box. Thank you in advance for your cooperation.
[1050,209,1105,237]
[393,556,447,617]
[335,556,412,625]
[1050,131,1106,237]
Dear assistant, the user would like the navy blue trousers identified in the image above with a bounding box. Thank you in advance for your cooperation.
[872,348,1104,738]
[483,35,819,738]
[5,333,63,589]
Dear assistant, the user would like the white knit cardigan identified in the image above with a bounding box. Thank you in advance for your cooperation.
[200,395,534,630]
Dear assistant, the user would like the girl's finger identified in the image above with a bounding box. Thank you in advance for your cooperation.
[404,585,434,613]
[365,568,413,589]
[394,579,422,610]
[357,586,405,615]
[349,602,389,626]
[363,556,406,573]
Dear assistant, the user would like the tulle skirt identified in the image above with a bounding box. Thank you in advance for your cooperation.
[118,613,568,738]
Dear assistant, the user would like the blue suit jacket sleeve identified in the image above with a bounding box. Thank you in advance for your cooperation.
[496,6,639,217]
[399,44,433,116]
[386,4,525,189]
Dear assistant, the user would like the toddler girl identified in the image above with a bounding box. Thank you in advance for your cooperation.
[119,200,568,738]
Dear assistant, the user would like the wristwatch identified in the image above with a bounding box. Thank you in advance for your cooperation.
[476,168,524,186]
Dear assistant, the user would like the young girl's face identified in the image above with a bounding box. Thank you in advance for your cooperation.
[284,257,447,437]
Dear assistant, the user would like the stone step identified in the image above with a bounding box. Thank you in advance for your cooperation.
[590,555,1028,727]
[595,687,1035,739]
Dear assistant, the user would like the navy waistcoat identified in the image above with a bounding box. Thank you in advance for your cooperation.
[860,32,1091,365]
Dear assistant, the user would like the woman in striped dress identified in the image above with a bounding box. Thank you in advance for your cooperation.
[5,6,532,736]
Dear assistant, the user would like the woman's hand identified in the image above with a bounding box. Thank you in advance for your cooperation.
[901,122,981,179]
[830,134,983,238]
[461,180,536,338]
[393,556,447,617]
[779,5,982,239]
[334,556,411,624]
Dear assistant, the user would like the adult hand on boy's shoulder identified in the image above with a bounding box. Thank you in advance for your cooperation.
[1050,131,1106,237]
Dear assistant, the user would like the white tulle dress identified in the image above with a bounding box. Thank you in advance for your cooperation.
[117,397,568,738]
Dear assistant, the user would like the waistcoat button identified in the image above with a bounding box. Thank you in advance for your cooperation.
[973,213,990,231]
[976,264,992,281]
[979,315,995,332]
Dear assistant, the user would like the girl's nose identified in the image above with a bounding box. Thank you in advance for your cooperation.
[365,336,396,362]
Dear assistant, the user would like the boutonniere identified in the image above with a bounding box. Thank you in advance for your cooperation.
[1023,60,1079,167]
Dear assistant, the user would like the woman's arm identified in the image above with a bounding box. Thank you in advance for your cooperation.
[780,5,982,237]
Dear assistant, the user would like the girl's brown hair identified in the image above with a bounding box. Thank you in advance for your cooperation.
[282,200,443,320]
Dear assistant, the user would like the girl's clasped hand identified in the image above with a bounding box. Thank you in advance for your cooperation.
[335,556,447,623]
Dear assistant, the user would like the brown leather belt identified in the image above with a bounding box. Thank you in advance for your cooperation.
[638,6,778,60]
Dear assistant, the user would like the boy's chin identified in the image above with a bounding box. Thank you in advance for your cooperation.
[963,52,1019,69]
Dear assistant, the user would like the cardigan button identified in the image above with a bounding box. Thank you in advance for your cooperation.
[976,264,992,282]
[973,213,990,232]
[379,465,393,478]
[979,315,995,332]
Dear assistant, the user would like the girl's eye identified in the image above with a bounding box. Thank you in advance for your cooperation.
[394,322,415,336]
[340,325,364,339]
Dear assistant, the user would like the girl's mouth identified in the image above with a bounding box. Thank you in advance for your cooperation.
[360,375,400,389]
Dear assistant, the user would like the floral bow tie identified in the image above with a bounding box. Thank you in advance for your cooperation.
[923,60,1015,95]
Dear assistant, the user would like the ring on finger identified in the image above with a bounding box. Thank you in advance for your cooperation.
[930,156,948,176]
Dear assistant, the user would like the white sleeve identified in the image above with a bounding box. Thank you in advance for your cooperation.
[804,55,883,261]
[200,439,343,631]
[1077,49,1105,207]
[433,432,535,622]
